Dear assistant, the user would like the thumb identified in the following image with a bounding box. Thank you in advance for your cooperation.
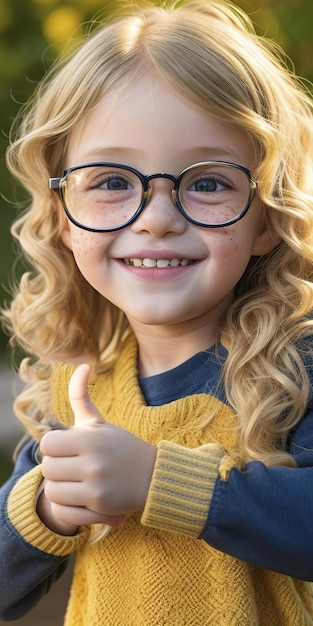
[69,363,105,428]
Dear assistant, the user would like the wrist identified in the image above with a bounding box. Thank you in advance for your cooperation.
[141,441,224,536]
[137,443,157,512]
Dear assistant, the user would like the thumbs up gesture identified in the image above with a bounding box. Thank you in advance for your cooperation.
[69,363,106,428]
[38,364,156,534]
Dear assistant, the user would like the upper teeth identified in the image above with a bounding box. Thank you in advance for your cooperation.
[124,258,192,268]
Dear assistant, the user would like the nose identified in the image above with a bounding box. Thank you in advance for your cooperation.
[130,178,188,238]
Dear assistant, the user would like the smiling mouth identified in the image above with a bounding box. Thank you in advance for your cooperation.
[123,258,194,268]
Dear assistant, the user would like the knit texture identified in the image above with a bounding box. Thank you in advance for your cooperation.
[7,333,313,624]
[141,440,224,536]
[7,466,90,556]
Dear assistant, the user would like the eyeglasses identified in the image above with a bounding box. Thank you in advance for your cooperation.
[49,161,257,232]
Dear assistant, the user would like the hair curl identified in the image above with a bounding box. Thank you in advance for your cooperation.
[2,0,313,464]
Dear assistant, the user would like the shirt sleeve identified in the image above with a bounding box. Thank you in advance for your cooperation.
[0,438,90,621]
[142,406,313,581]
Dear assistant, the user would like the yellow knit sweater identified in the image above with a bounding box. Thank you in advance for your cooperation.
[7,334,313,625]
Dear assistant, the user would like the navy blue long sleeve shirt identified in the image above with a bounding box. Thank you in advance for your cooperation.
[1,344,313,620]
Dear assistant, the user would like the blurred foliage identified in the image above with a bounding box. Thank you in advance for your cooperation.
[0,0,312,360]
[0,446,12,482]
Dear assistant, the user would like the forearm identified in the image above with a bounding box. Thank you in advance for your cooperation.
[141,439,313,581]
[0,469,67,619]
[0,440,89,620]
[202,460,313,580]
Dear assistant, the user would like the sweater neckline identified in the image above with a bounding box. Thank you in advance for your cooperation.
[138,344,227,406]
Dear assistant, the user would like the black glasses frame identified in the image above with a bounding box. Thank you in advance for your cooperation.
[49,160,257,232]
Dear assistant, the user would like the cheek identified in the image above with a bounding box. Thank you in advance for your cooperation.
[69,228,106,253]
[67,229,112,276]
[71,234,95,267]
[210,229,246,260]
[206,228,255,284]
[72,230,95,251]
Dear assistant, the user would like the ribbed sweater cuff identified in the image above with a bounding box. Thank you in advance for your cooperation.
[141,441,224,537]
[7,465,90,556]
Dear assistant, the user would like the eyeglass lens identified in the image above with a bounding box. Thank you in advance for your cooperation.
[62,163,251,230]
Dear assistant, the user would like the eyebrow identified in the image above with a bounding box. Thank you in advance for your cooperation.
[73,147,145,162]
[181,146,244,161]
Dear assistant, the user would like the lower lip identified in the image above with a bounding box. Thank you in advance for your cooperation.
[117,260,199,278]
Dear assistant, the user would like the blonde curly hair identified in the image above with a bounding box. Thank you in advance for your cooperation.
[2,0,313,465]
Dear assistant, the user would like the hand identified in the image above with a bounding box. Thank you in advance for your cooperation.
[37,364,157,533]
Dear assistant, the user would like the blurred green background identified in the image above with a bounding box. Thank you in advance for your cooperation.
[0,0,313,364]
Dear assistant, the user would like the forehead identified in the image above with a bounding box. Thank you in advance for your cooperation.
[66,75,256,171]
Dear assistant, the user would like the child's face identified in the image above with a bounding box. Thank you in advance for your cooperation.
[61,76,276,344]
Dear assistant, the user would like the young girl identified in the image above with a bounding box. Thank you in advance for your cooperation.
[1,0,313,623]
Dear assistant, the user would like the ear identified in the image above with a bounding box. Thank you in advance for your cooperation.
[251,213,281,257]
[60,218,73,251]
[53,195,73,251]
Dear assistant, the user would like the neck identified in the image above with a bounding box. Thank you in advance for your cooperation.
[129,319,219,377]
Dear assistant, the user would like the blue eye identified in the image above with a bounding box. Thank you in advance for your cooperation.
[190,177,228,192]
[100,176,132,191]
